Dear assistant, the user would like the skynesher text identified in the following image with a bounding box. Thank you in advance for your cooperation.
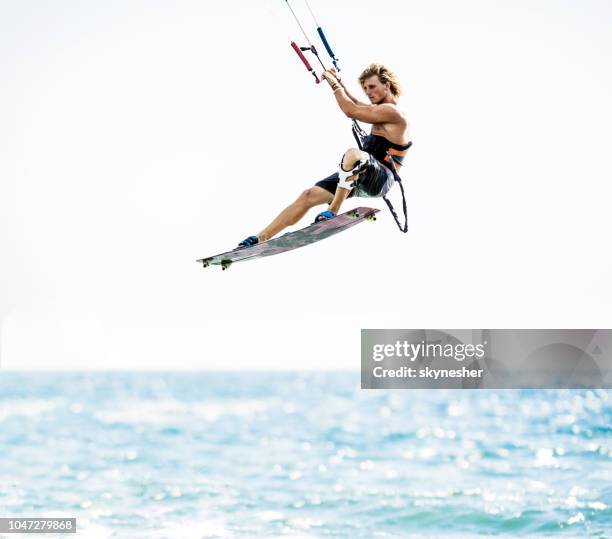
[373,366,484,379]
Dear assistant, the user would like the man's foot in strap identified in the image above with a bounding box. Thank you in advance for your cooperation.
[236,235,259,249]
[313,210,336,223]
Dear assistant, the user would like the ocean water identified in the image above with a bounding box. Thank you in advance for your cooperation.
[0,372,610,538]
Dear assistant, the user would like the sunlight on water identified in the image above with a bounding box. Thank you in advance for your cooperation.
[0,373,610,538]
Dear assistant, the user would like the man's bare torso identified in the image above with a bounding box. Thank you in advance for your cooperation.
[370,105,410,147]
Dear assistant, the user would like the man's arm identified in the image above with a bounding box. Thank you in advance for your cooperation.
[335,76,369,106]
[323,68,367,106]
[321,69,402,124]
[338,85,369,106]
[332,88,401,124]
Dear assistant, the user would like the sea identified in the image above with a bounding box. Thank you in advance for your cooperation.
[0,372,610,538]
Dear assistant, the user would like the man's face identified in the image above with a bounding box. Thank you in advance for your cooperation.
[362,75,389,104]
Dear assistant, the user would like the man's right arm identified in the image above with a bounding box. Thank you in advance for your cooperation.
[339,81,369,106]
[327,69,369,106]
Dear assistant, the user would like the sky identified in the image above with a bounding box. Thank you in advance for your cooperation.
[1,0,611,370]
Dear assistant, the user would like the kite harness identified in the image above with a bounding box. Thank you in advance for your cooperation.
[284,0,411,233]
[354,133,412,233]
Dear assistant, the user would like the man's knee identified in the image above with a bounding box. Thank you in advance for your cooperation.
[341,147,368,169]
[296,187,330,206]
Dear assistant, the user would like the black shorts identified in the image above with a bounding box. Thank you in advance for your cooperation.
[315,154,394,198]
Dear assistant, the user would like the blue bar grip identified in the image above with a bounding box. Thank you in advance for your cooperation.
[317,27,340,71]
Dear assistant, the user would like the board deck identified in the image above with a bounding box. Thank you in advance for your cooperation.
[197,207,379,270]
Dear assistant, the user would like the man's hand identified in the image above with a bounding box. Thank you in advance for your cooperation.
[327,68,342,83]
[322,69,341,90]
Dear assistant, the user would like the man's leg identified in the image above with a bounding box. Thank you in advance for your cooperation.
[328,148,369,215]
[257,186,333,241]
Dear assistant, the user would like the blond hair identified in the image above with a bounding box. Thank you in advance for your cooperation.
[358,64,402,97]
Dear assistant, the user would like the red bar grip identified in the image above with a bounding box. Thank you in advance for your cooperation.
[291,41,313,70]
[290,41,320,83]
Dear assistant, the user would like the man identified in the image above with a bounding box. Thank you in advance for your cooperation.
[237,63,411,248]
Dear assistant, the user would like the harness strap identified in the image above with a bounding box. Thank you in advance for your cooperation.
[351,120,408,233]
[352,120,367,150]
[383,157,408,233]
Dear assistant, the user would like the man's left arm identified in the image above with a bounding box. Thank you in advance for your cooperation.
[332,88,400,124]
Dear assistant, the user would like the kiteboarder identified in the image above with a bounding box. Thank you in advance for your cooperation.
[198,3,415,268]
[237,63,411,248]
[237,64,411,248]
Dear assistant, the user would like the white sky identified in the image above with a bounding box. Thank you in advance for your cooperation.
[1,0,611,370]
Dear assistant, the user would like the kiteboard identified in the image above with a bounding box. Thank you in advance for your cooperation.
[197,206,379,270]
